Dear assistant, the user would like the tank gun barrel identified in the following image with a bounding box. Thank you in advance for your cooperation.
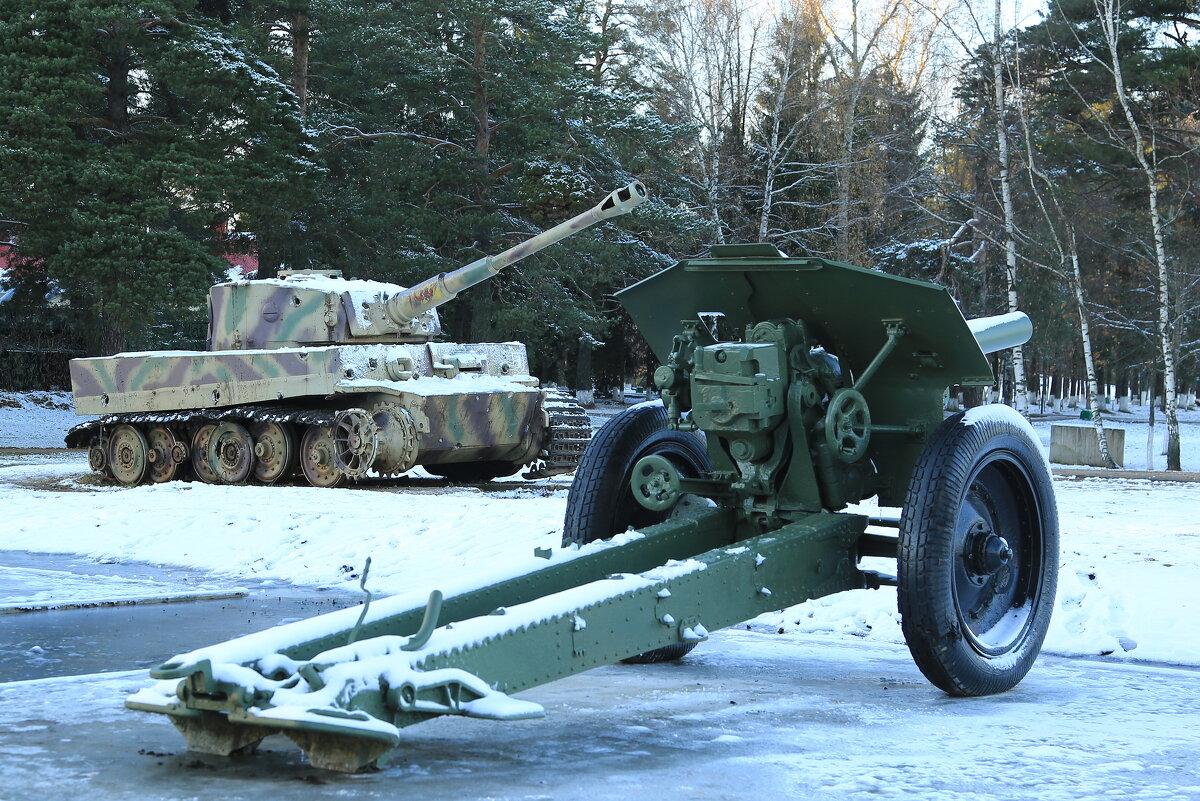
[967,311,1033,354]
[386,181,648,323]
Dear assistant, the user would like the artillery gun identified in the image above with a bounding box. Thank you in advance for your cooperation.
[65,182,649,486]
[125,243,1057,772]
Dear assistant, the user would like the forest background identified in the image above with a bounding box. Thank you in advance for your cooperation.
[1,0,1197,468]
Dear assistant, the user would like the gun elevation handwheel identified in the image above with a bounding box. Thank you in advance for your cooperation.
[823,388,871,463]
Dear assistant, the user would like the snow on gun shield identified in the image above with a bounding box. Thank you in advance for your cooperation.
[64,181,647,488]
[124,242,1057,775]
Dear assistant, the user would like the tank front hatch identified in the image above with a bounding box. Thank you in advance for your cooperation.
[207,271,442,350]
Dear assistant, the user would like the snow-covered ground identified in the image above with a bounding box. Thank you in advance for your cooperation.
[0,390,91,448]
[2,391,1199,797]
[1,392,1197,667]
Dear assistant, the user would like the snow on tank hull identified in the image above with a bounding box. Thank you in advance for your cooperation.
[66,340,590,487]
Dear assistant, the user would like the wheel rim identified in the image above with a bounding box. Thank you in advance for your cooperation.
[107,424,148,485]
[146,427,182,483]
[190,424,220,484]
[249,421,296,484]
[951,452,1047,657]
[208,422,255,484]
[300,425,345,488]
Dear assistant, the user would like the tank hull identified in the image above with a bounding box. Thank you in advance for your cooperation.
[67,342,590,486]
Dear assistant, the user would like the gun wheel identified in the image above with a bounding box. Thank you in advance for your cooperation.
[249,421,297,484]
[107,424,149,485]
[208,422,255,484]
[146,426,183,483]
[190,424,220,484]
[564,402,712,663]
[300,425,346,488]
[898,407,1058,696]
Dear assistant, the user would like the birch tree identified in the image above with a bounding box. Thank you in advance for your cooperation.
[1094,0,1182,470]
[634,0,764,242]
[992,0,1029,414]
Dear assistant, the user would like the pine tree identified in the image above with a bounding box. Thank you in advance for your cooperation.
[0,0,313,354]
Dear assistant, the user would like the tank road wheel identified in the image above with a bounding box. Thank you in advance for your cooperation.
[208,422,255,484]
[107,424,149,485]
[369,401,420,476]
[249,421,298,484]
[564,402,712,663]
[145,426,185,484]
[897,409,1058,697]
[87,440,108,476]
[190,424,221,484]
[300,425,346,488]
[331,409,379,480]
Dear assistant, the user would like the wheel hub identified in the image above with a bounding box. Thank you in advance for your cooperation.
[965,520,1012,577]
[630,453,683,512]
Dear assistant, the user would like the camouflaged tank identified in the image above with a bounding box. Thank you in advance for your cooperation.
[65,182,648,487]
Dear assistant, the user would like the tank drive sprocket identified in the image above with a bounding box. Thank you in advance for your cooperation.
[368,399,420,477]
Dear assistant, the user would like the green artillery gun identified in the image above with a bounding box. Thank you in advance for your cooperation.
[65,182,649,486]
[126,241,1057,772]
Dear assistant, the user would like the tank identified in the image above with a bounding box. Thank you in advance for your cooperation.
[64,182,648,486]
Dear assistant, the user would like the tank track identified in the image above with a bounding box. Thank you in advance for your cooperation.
[523,390,593,479]
[65,406,340,449]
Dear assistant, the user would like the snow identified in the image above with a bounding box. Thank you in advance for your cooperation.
[2,393,1198,672]
[0,565,245,612]
[0,392,92,447]
[338,373,539,396]
[1,392,1200,796]
[1034,407,1200,471]
[228,271,408,297]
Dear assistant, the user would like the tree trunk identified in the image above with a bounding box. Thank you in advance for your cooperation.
[1100,0,1180,469]
[574,336,595,408]
[993,0,1028,415]
[291,10,311,116]
[1068,245,1116,467]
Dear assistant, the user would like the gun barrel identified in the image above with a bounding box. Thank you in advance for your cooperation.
[387,181,647,323]
[967,312,1033,354]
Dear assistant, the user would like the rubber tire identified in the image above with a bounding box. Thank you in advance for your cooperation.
[898,408,1059,697]
[563,402,712,663]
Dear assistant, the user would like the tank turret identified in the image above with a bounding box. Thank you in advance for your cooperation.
[207,181,646,351]
[67,183,648,487]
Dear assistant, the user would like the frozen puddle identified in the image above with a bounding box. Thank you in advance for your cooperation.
[0,552,362,681]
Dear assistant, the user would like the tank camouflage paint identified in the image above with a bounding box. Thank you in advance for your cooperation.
[66,182,648,487]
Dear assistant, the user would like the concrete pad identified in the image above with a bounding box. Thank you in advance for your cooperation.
[1,631,1197,801]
